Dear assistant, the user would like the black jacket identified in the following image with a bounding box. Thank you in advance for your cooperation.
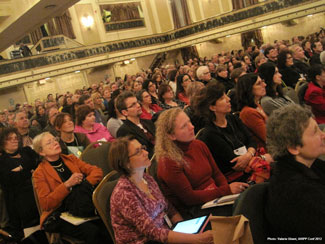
[265,156,325,237]
[117,119,155,158]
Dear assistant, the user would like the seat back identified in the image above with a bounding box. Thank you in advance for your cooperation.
[0,186,8,229]
[297,82,308,105]
[80,142,112,175]
[233,182,269,244]
[283,86,299,104]
[92,171,119,244]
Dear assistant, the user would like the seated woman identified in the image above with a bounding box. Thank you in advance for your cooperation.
[259,62,294,116]
[142,79,160,105]
[109,136,213,244]
[155,108,248,218]
[54,113,90,156]
[137,90,162,120]
[176,74,192,105]
[132,80,142,93]
[304,64,325,124]
[32,132,108,244]
[158,84,186,110]
[106,90,126,138]
[0,128,40,241]
[265,104,325,238]
[278,50,302,88]
[194,82,270,183]
[236,73,268,148]
[74,105,114,143]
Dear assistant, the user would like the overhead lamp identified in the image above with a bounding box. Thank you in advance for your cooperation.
[81,16,94,28]
[130,58,135,61]
[124,60,130,64]
[75,70,80,73]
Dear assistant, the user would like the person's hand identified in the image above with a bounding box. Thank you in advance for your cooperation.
[229,182,249,194]
[64,173,83,188]
[11,165,23,172]
[31,120,39,127]
[196,230,214,244]
[231,153,251,171]
[263,153,274,163]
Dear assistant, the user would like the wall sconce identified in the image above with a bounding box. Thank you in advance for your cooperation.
[81,16,94,29]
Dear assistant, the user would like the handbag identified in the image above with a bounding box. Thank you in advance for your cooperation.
[42,208,62,233]
[64,179,97,218]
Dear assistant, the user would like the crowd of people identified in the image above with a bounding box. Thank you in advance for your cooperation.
[0,28,324,243]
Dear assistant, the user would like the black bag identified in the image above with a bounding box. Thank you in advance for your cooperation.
[64,179,96,218]
[42,209,62,233]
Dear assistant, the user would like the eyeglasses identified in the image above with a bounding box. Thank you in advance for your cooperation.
[128,145,147,158]
[126,101,139,110]
[44,137,59,147]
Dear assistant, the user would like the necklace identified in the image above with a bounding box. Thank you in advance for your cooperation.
[130,177,152,197]
[52,163,64,172]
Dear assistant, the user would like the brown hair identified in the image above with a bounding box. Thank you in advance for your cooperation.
[108,136,135,176]
[54,112,73,130]
[75,105,94,126]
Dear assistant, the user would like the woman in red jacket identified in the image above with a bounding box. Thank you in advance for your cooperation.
[155,108,248,218]
[32,132,108,244]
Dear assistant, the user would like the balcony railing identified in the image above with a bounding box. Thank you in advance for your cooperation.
[0,0,315,76]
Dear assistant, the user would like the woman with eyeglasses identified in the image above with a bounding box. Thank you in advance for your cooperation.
[176,74,192,105]
[0,127,40,241]
[32,132,109,244]
[109,136,213,244]
[136,90,162,121]
[236,73,268,148]
[259,62,294,116]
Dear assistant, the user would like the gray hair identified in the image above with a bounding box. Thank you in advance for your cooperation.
[320,51,325,65]
[266,104,312,159]
[32,132,52,154]
[196,66,209,79]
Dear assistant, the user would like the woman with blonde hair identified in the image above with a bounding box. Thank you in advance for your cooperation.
[91,92,105,117]
[155,108,248,218]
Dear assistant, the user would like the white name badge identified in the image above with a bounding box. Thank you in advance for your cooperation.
[233,146,247,156]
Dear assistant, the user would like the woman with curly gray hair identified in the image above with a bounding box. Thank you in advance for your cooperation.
[265,104,325,238]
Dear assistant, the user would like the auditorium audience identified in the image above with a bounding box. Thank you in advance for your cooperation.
[74,105,114,143]
[265,104,325,238]
[0,128,40,241]
[236,73,268,148]
[277,50,302,88]
[155,108,248,218]
[215,65,234,93]
[259,62,294,116]
[109,136,213,244]
[142,79,160,105]
[44,106,60,137]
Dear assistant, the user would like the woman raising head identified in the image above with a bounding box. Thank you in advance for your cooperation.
[74,104,114,143]
[155,108,248,218]
[32,132,107,244]
[236,73,268,148]
[54,112,90,156]
[136,89,162,121]
[195,82,272,183]
[109,136,213,244]
[0,128,40,241]
[176,74,192,105]
[259,62,294,116]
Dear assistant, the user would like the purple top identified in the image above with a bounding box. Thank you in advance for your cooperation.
[74,123,114,143]
[110,174,177,244]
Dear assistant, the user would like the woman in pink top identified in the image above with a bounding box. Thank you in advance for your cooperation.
[109,136,213,244]
[236,73,268,148]
[74,105,114,143]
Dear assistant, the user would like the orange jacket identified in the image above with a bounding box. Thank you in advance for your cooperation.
[33,154,103,228]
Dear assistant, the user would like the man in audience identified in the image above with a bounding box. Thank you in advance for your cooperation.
[207,62,217,78]
[0,112,7,128]
[264,46,278,64]
[79,94,104,124]
[44,106,60,136]
[116,91,155,158]
[310,41,323,65]
[14,110,41,147]
[291,44,310,76]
